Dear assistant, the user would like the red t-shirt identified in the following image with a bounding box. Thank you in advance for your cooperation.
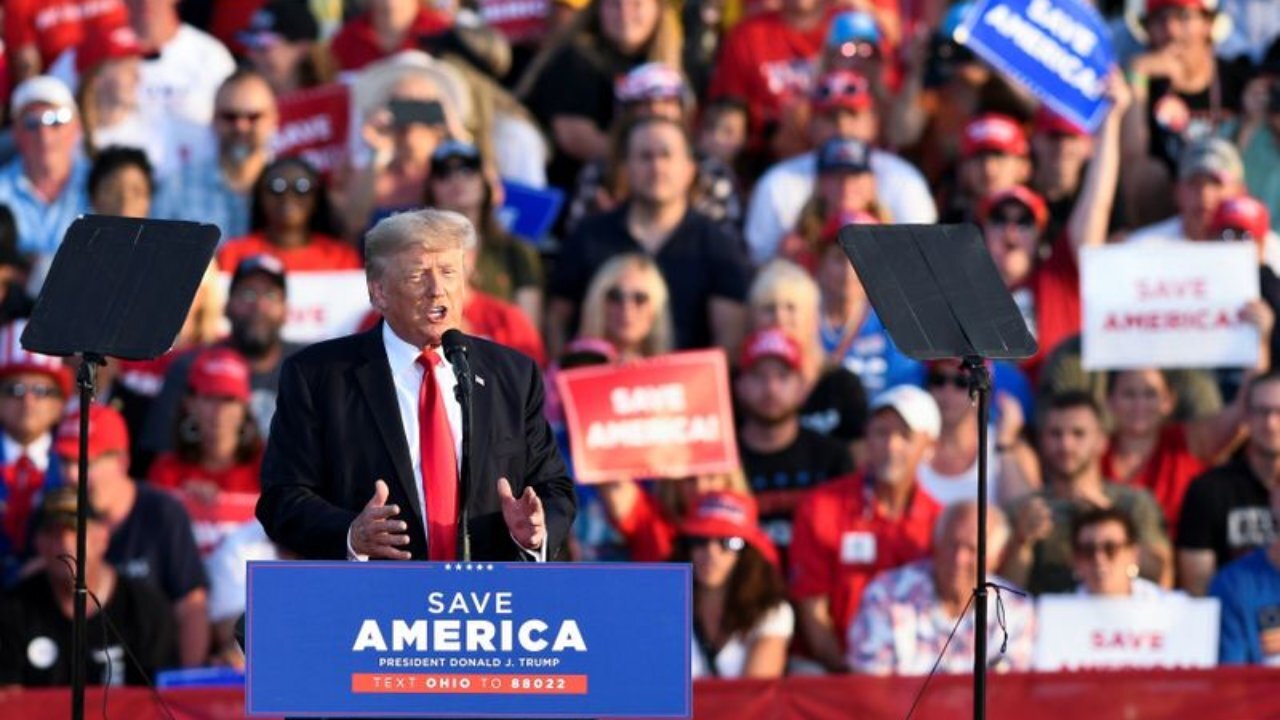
[612,487,678,563]
[5,0,129,69]
[709,10,830,149]
[148,452,262,556]
[330,10,452,72]
[1102,423,1204,538]
[462,291,548,367]
[789,473,941,652]
[216,233,364,272]
[1,454,51,557]
[1020,234,1081,379]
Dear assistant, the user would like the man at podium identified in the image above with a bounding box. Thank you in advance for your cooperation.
[256,209,575,562]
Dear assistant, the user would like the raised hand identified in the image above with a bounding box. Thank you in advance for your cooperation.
[498,477,545,551]
[350,480,412,560]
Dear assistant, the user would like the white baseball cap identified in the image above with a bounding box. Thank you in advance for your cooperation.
[870,385,942,440]
[10,75,76,115]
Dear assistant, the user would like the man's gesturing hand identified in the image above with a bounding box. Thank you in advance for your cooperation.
[350,480,412,560]
[498,477,545,551]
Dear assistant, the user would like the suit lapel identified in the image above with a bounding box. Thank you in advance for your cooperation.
[352,328,423,524]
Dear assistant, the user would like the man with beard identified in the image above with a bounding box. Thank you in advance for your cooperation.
[153,68,278,240]
[789,385,942,674]
[139,255,301,472]
[735,328,853,570]
[1001,392,1170,595]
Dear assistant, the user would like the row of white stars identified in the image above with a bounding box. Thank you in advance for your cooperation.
[442,563,496,571]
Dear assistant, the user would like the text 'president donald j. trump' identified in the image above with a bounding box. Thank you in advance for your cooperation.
[256,209,575,562]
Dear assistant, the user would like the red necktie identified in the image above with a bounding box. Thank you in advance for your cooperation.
[4,455,38,553]
[418,351,458,560]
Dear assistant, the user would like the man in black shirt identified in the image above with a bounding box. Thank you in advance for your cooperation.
[0,486,176,687]
[735,328,853,567]
[55,405,209,668]
[546,115,752,356]
[1179,371,1280,595]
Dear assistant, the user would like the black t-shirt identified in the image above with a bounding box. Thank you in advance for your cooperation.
[1177,453,1277,569]
[799,367,868,444]
[548,205,753,349]
[106,485,208,602]
[0,572,176,686]
[1261,266,1280,370]
[1146,56,1253,173]
[742,428,854,565]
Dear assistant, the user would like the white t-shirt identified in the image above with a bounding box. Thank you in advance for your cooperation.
[206,521,280,623]
[1124,215,1280,273]
[690,601,794,679]
[743,149,938,266]
[917,432,1001,507]
[51,24,236,126]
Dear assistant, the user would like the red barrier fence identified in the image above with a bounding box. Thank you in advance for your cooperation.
[3,668,1279,719]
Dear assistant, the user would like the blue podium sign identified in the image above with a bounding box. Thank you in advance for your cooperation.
[957,0,1115,132]
[246,562,691,717]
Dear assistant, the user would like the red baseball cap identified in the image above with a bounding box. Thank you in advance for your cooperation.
[680,491,779,567]
[812,70,874,115]
[55,404,130,462]
[1209,195,1271,244]
[739,329,803,373]
[978,185,1049,231]
[0,320,73,398]
[1032,107,1088,138]
[188,347,252,402]
[1146,0,1216,15]
[961,114,1029,157]
[76,26,143,76]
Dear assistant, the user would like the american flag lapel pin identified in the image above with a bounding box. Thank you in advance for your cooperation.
[474,375,485,387]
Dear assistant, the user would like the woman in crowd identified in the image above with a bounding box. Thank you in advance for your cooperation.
[1071,506,1173,598]
[218,158,362,272]
[675,491,791,679]
[747,259,866,462]
[424,140,544,323]
[148,347,264,557]
[565,62,741,232]
[574,253,675,362]
[920,359,1040,506]
[520,0,683,191]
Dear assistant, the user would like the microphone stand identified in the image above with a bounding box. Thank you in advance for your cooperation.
[963,356,991,720]
[72,353,105,720]
[443,336,473,562]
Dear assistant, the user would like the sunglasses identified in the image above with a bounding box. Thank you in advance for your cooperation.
[218,109,265,124]
[836,41,881,60]
[21,107,74,131]
[684,536,746,552]
[0,382,62,400]
[1218,229,1259,243]
[606,287,650,306]
[814,79,868,103]
[926,372,968,390]
[1073,540,1129,560]
[988,215,1037,231]
[267,176,314,196]
[432,163,480,181]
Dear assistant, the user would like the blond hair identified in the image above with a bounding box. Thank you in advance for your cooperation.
[747,259,824,381]
[577,253,673,358]
[364,208,476,280]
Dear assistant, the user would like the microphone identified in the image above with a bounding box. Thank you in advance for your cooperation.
[441,329,471,403]
[440,329,473,561]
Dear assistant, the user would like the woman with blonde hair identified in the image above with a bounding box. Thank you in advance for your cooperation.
[575,253,674,361]
[747,259,867,463]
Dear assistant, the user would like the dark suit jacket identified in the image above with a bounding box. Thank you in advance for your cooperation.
[256,326,575,562]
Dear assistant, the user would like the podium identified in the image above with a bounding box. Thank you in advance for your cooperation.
[245,562,691,717]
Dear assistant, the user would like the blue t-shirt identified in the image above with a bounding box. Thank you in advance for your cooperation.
[1209,548,1280,665]
[821,310,925,397]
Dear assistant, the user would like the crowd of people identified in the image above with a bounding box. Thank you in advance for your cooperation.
[0,0,1278,690]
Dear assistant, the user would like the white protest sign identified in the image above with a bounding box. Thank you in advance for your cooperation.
[1081,243,1260,370]
[1033,595,1220,670]
[221,271,371,344]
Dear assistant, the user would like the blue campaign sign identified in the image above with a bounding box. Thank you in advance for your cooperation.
[498,180,565,245]
[957,0,1115,132]
[246,562,691,717]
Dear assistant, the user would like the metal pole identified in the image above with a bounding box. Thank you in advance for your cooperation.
[964,357,991,720]
[71,353,103,720]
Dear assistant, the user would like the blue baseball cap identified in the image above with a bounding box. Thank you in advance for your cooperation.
[816,137,873,175]
[827,10,881,49]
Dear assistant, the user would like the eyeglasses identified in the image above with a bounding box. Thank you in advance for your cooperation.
[218,110,265,124]
[1073,540,1128,560]
[0,382,62,400]
[606,287,650,307]
[813,79,868,103]
[684,536,746,552]
[836,41,881,60]
[988,215,1037,231]
[432,163,480,181]
[1218,229,1258,243]
[21,107,74,131]
[926,372,968,390]
[267,176,314,196]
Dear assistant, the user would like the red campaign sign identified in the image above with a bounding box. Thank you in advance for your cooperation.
[556,350,739,484]
[175,490,259,557]
[273,83,351,178]
[478,0,548,44]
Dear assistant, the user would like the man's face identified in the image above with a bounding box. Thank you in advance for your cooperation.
[214,79,278,163]
[0,372,66,444]
[1247,379,1280,457]
[808,107,878,146]
[626,123,696,207]
[982,201,1040,287]
[962,151,1029,197]
[369,245,468,349]
[932,507,983,602]
[13,102,79,175]
[865,409,929,486]
[1145,6,1212,52]
[226,274,287,358]
[816,170,877,215]
[37,521,109,587]
[372,0,421,29]
[1039,406,1106,482]
[1177,173,1235,238]
[734,358,804,426]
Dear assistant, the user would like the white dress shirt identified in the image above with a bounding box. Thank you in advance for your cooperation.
[3,432,52,471]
